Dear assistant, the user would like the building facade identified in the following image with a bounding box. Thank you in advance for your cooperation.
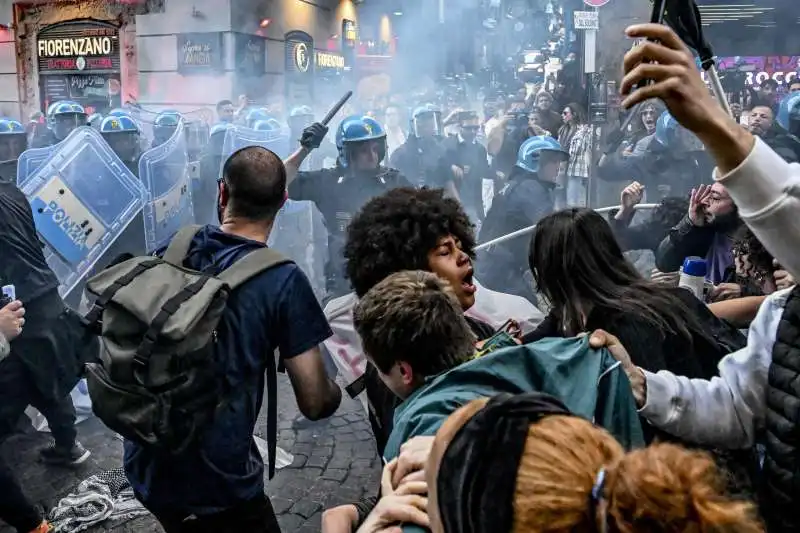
[0,0,359,120]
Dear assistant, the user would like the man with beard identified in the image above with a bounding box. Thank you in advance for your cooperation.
[747,105,800,163]
[655,183,742,292]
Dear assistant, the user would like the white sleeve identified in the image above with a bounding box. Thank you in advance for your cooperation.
[715,137,800,280]
[638,288,790,448]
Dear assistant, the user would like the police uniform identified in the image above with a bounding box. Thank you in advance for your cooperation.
[390,104,446,188]
[477,136,568,304]
[289,115,411,298]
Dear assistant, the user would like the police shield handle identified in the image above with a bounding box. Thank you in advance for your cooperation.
[321,91,353,126]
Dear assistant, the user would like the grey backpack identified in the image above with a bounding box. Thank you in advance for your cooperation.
[83,225,291,460]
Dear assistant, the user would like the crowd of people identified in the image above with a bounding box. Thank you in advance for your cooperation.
[2,19,800,533]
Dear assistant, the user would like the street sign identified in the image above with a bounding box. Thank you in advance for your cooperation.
[583,0,610,7]
[574,10,600,30]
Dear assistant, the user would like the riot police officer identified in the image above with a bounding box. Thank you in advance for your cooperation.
[87,113,104,130]
[197,123,231,225]
[32,100,87,148]
[245,108,273,129]
[390,104,446,188]
[151,110,181,148]
[100,115,142,176]
[285,115,412,298]
[0,119,27,182]
[598,111,714,199]
[477,136,568,304]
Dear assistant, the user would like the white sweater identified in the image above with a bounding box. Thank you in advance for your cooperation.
[640,136,800,448]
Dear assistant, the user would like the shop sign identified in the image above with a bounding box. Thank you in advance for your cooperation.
[315,51,345,70]
[284,30,315,104]
[177,33,224,74]
[235,33,266,76]
[712,56,800,87]
[37,20,120,73]
[342,19,357,49]
[573,11,599,30]
[285,30,314,76]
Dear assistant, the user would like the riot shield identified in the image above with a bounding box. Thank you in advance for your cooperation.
[138,118,195,253]
[21,126,147,298]
[16,141,65,189]
[267,199,329,302]
[219,125,291,176]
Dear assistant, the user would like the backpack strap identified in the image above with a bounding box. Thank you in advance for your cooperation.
[218,248,292,290]
[163,225,204,266]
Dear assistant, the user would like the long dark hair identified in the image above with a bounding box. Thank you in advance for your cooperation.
[529,208,711,343]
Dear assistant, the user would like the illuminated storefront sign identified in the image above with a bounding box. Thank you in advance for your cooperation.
[710,56,800,86]
[36,20,120,73]
[315,51,345,70]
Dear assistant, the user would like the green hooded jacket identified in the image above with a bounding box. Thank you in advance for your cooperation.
[384,336,645,463]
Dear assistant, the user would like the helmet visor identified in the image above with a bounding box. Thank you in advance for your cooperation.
[413,112,441,138]
[344,138,387,170]
[0,134,26,161]
[54,114,84,140]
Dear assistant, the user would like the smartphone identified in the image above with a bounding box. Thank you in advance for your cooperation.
[635,0,668,90]
[0,284,15,308]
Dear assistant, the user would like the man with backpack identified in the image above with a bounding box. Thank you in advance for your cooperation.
[84,146,341,532]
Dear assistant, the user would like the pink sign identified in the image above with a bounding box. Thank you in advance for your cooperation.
[584,0,610,6]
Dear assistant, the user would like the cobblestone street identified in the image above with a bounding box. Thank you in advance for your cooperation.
[1,376,380,532]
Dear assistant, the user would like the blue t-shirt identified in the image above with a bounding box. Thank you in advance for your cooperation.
[123,225,332,515]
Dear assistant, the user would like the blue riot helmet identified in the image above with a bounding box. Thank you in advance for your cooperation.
[87,113,104,129]
[777,92,800,136]
[288,105,314,135]
[335,114,387,170]
[411,104,442,138]
[655,111,704,152]
[108,108,132,118]
[153,110,181,145]
[252,119,279,132]
[515,136,568,180]
[245,108,271,128]
[100,115,141,164]
[51,101,87,141]
[0,118,27,162]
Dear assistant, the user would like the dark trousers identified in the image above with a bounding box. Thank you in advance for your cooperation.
[0,454,43,532]
[151,494,282,533]
[0,354,77,532]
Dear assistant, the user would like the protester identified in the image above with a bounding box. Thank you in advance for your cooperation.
[655,183,741,285]
[619,22,800,280]
[124,147,341,533]
[557,102,592,208]
[423,394,764,533]
[609,181,689,253]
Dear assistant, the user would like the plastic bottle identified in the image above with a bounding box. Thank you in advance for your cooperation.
[679,256,707,300]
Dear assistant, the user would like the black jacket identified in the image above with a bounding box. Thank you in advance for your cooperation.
[655,215,728,273]
[762,286,800,533]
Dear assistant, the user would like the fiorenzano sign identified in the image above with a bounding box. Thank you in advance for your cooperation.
[38,36,113,57]
[315,51,345,69]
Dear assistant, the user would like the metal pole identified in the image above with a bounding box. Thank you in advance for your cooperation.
[705,64,733,117]
[475,203,659,251]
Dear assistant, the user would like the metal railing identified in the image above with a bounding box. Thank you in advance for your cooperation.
[475,204,660,251]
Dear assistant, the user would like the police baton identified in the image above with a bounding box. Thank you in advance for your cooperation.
[321,91,353,126]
